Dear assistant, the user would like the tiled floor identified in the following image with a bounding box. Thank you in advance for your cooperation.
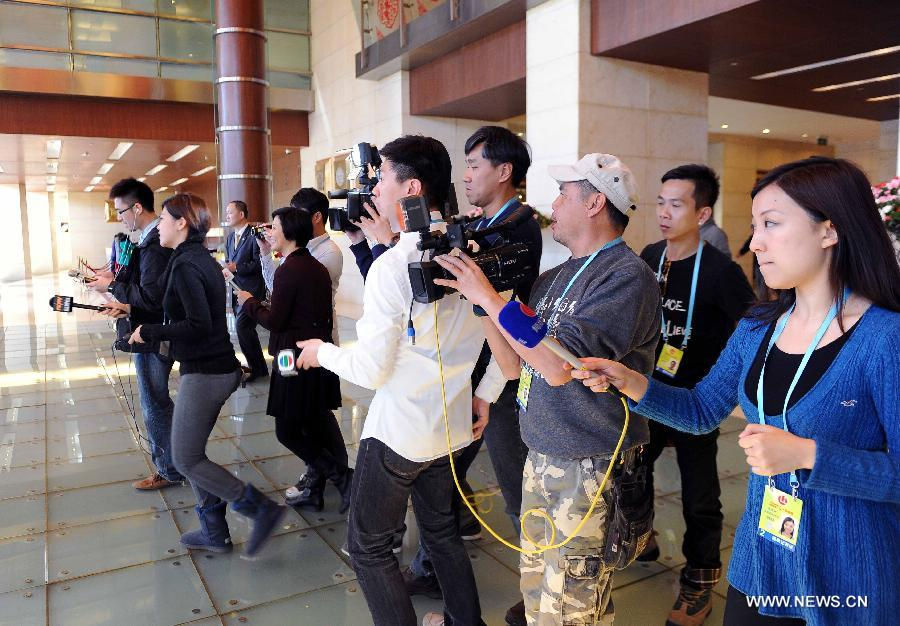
[0,273,748,625]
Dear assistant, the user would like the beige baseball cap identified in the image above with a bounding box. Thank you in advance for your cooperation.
[548,153,638,214]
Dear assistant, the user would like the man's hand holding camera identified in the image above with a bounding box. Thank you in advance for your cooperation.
[433,253,505,314]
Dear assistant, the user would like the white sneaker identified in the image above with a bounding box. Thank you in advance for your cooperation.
[422,612,445,626]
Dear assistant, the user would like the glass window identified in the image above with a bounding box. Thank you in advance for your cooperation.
[159,19,213,62]
[74,54,158,77]
[268,71,311,90]
[68,0,156,12]
[71,10,157,57]
[157,0,211,20]
[266,32,309,72]
[0,2,69,49]
[161,62,212,81]
[0,49,72,71]
[265,0,309,32]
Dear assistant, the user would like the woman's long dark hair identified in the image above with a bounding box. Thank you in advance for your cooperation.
[748,157,900,327]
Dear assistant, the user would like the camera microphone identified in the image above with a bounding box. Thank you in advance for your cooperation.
[497,301,622,398]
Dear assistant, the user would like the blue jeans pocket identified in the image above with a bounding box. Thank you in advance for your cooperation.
[381,445,422,480]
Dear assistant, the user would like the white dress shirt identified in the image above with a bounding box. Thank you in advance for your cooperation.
[317,230,507,462]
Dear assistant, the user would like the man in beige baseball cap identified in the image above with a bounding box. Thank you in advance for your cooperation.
[430,151,661,625]
[546,153,639,255]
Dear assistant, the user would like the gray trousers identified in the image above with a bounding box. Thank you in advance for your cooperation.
[171,370,244,508]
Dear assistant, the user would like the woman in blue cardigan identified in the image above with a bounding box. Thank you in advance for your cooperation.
[571,157,900,625]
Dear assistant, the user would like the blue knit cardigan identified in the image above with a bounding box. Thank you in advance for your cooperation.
[633,305,900,625]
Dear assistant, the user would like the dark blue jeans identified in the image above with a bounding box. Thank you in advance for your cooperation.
[134,351,183,482]
[347,438,485,626]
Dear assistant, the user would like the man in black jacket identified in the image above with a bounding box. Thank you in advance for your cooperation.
[224,200,268,381]
[90,178,184,490]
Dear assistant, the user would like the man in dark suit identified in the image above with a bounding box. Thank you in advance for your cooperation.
[224,200,268,381]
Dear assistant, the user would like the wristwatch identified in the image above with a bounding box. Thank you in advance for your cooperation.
[107,281,116,294]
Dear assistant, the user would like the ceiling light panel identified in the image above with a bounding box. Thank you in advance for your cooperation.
[84,186,94,192]
[46,161,59,174]
[866,93,900,102]
[107,142,133,160]
[97,163,114,175]
[170,178,189,186]
[166,145,199,162]
[145,164,168,176]
[812,73,900,92]
[46,139,62,159]
[89,176,102,185]
[752,45,900,80]
[191,166,216,177]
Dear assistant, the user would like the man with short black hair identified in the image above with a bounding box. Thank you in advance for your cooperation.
[89,177,183,490]
[224,200,268,381]
[636,164,754,625]
[295,134,508,626]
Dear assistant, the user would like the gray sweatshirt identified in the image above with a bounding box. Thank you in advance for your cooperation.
[519,241,661,459]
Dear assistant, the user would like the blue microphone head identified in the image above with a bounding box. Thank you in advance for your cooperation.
[498,301,547,348]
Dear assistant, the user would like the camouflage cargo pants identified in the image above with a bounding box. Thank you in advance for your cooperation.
[520,450,616,626]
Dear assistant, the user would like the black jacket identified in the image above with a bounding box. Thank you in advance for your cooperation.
[111,225,171,353]
[141,236,240,375]
[225,227,266,300]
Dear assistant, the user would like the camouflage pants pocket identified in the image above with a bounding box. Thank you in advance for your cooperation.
[560,554,607,625]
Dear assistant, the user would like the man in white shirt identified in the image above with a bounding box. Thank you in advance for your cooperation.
[296,135,508,626]
[259,188,343,345]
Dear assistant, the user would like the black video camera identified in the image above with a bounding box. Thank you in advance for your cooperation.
[402,196,537,304]
[328,142,382,233]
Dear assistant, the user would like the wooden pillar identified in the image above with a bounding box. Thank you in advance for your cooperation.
[215,0,270,223]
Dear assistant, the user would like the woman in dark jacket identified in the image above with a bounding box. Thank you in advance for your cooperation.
[130,193,286,558]
[236,206,351,513]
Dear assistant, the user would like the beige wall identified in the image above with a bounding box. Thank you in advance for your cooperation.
[526,0,709,257]
[835,119,899,186]
[708,133,834,277]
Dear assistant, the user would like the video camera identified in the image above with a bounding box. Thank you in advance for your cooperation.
[328,142,382,233]
[402,196,537,304]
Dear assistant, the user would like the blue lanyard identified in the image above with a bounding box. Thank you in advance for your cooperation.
[656,241,705,348]
[755,290,846,493]
[479,197,518,230]
[553,237,623,311]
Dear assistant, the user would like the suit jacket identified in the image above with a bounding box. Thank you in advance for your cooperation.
[225,226,266,300]
[241,247,334,356]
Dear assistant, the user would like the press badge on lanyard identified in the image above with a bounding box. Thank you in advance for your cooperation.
[515,237,624,411]
[753,290,846,551]
[655,242,704,377]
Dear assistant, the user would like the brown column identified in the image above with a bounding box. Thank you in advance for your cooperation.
[215,0,270,223]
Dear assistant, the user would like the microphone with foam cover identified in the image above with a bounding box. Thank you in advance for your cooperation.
[498,301,623,397]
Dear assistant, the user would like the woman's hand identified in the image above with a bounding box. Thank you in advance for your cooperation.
[128,325,145,344]
[738,424,817,476]
[566,357,649,402]
[235,290,253,306]
[296,339,324,369]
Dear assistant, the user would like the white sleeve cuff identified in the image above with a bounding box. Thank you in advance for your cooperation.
[474,356,507,404]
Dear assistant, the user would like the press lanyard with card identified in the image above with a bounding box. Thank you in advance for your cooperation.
[516,237,624,410]
[753,291,845,551]
[654,241,704,377]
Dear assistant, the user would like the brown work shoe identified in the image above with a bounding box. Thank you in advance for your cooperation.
[665,585,712,626]
[133,473,178,490]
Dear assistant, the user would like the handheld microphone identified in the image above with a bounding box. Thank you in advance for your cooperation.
[498,301,622,398]
[222,267,244,291]
[50,295,107,313]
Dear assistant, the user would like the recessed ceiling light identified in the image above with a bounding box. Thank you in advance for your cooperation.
[191,166,216,177]
[84,186,94,192]
[166,145,199,162]
[752,45,900,80]
[47,139,62,159]
[866,93,900,102]
[730,62,739,67]
[812,73,900,92]
[107,142,133,160]
[720,124,729,129]
[170,178,189,186]
[47,161,59,174]
[97,163,114,175]
[137,177,146,182]
[145,164,168,176]
[89,176,102,185]
[155,186,168,193]
[801,133,809,138]
[762,128,771,134]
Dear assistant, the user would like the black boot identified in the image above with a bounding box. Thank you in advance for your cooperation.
[231,484,287,558]
[333,467,354,515]
[317,449,353,515]
[283,466,321,504]
[288,473,326,511]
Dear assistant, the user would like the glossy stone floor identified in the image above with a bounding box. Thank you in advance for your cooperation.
[1,273,747,625]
